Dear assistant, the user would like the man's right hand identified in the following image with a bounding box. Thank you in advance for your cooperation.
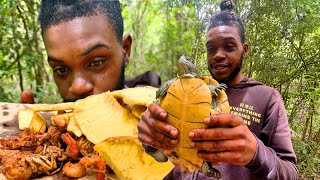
[20,89,35,104]
[138,103,178,150]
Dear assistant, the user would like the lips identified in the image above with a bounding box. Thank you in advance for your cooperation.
[210,63,230,71]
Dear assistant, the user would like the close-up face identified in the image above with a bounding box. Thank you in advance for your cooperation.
[43,14,130,102]
[206,26,248,85]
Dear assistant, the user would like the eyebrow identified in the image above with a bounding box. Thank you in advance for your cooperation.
[223,37,237,41]
[48,56,62,62]
[80,43,110,56]
[206,37,237,46]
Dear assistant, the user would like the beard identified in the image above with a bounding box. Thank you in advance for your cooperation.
[63,57,126,102]
[115,56,126,90]
[209,53,243,85]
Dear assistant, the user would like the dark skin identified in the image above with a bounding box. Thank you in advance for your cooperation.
[21,14,132,103]
[138,26,257,166]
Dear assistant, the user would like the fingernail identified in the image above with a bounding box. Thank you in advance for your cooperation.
[204,118,210,124]
[189,131,194,138]
[171,139,177,145]
[190,142,195,148]
[170,129,178,137]
[160,112,166,118]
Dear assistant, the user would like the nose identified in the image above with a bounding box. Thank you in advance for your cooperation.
[212,49,226,62]
[69,75,93,96]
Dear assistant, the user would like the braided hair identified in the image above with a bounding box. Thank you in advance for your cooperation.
[207,0,246,43]
[38,0,123,43]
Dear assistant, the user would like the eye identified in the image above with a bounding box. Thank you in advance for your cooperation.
[88,58,105,68]
[206,47,216,54]
[53,66,70,75]
[225,44,235,51]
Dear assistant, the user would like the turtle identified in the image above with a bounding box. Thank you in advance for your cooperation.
[156,55,230,179]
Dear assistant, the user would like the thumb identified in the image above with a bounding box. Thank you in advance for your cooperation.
[20,89,35,104]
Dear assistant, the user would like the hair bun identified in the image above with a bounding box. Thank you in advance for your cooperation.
[219,0,235,12]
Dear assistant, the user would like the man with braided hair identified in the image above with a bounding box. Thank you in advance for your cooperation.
[20,0,161,103]
[138,0,298,179]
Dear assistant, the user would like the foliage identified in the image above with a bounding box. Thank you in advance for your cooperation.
[0,0,319,178]
[0,0,61,103]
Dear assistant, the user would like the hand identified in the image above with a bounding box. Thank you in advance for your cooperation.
[138,103,178,150]
[189,113,257,166]
[20,89,35,104]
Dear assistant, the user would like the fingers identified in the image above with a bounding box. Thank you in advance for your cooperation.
[20,89,35,104]
[142,104,178,138]
[204,113,244,127]
[148,103,167,120]
[198,151,250,165]
[189,126,245,141]
[137,103,178,150]
[138,129,174,150]
[138,119,177,150]
[191,139,246,152]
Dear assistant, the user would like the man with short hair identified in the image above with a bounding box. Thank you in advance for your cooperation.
[137,0,298,179]
[21,0,160,103]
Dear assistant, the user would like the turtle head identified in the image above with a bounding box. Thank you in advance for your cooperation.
[178,56,198,76]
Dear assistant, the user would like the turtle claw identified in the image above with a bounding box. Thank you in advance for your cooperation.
[208,83,227,109]
[202,161,222,179]
[208,83,227,96]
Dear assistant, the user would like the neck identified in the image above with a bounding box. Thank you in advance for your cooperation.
[227,73,244,86]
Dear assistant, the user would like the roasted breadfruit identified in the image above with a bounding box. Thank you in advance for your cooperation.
[14,86,168,179]
[94,136,174,180]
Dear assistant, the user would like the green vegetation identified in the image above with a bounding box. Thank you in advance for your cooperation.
[0,0,319,178]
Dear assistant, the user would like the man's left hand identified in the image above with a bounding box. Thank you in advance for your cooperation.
[189,113,257,166]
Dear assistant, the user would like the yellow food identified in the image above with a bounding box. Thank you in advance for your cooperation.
[15,86,165,180]
[73,91,139,144]
[31,102,75,111]
[111,86,157,107]
[67,116,82,137]
[18,109,46,132]
[94,136,174,180]
[51,112,73,127]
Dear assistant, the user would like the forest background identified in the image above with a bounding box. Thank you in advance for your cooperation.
[0,0,319,179]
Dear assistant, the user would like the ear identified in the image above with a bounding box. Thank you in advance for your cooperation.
[242,43,249,58]
[122,33,132,67]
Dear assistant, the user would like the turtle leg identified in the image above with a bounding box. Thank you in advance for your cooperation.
[207,83,227,109]
[149,149,168,162]
[156,78,176,102]
[201,161,222,179]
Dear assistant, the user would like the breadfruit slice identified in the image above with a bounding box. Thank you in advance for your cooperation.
[18,109,46,132]
[94,136,174,180]
[31,102,75,111]
[111,86,157,107]
[67,116,82,137]
[111,86,157,119]
[73,92,139,144]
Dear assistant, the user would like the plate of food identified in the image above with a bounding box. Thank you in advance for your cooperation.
[0,87,174,180]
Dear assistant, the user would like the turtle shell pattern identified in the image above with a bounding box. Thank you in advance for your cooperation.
[159,75,230,172]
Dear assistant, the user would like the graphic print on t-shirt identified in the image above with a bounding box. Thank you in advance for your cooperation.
[230,103,261,126]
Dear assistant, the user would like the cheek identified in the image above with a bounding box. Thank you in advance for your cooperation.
[54,78,69,97]
[93,70,121,93]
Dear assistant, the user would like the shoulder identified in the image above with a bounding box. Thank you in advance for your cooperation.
[125,71,161,88]
[246,78,277,95]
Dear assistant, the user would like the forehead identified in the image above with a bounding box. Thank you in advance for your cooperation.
[43,15,118,54]
[206,26,241,43]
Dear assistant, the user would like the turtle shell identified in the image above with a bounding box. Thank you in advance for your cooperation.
[159,75,230,172]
